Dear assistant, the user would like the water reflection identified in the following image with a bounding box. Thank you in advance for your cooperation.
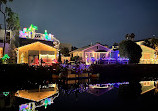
[16,84,59,110]
[19,93,59,111]
[1,80,158,110]
[140,81,157,94]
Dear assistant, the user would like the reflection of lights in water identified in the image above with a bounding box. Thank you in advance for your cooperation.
[3,92,9,96]
[140,81,157,94]
[89,82,129,89]
[19,92,59,111]
[18,84,59,110]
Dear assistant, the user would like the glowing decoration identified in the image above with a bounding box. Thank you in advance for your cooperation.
[48,33,52,41]
[19,102,35,111]
[28,24,38,39]
[19,24,59,43]
[44,98,52,109]
[44,30,48,40]
[3,92,9,96]
[19,104,29,111]
[20,53,24,63]
[28,24,38,32]
[2,54,10,60]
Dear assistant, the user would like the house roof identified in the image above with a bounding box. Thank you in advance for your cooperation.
[71,45,90,52]
[18,41,57,51]
[19,38,54,47]
[70,43,109,53]
[95,50,107,52]
[134,38,152,42]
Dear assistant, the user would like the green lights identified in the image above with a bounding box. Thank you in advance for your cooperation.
[3,92,9,96]
[44,30,48,40]
[2,54,10,60]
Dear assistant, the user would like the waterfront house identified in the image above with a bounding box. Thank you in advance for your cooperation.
[136,39,156,64]
[70,43,113,65]
[17,24,60,66]
[0,24,60,65]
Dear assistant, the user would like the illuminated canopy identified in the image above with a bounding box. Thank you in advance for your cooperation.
[17,42,57,64]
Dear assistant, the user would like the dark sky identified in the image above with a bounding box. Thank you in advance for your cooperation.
[3,0,158,47]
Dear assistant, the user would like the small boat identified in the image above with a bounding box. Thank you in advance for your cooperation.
[89,84,112,89]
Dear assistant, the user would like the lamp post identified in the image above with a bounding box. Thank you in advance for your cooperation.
[0,3,7,56]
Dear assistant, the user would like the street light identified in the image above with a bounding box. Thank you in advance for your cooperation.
[0,3,7,56]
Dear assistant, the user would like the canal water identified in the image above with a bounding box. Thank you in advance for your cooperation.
[0,79,158,111]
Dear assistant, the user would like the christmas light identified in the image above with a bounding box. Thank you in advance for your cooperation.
[3,92,9,96]
[2,54,10,60]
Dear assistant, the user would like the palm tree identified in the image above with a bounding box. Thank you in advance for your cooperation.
[28,24,38,38]
[130,33,135,41]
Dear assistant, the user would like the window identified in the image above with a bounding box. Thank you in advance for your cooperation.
[90,53,93,57]
[143,81,150,86]
[7,32,10,36]
[97,46,99,49]
[80,53,82,57]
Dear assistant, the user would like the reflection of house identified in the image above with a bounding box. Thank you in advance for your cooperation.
[140,81,156,94]
[136,40,156,64]
[15,84,58,102]
[70,43,111,65]
[18,84,59,111]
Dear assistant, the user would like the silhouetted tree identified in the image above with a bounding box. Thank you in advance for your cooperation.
[119,40,142,63]
[5,7,20,30]
[0,0,13,5]
[125,33,135,41]
[71,46,78,51]
[143,39,151,47]
[58,51,61,63]
[60,47,70,56]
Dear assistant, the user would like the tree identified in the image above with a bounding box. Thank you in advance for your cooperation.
[71,46,78,51]
[58,51,61,63]
[113,42,118,46]
[151,38,158,48]
[142,39,151,47]
[119,40,142,63]
[60,47,70,56]
[0,0,13,4]
[5,7,20,30]
[125,33,135,41]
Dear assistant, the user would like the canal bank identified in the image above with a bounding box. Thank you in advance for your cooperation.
[90,64,158,82]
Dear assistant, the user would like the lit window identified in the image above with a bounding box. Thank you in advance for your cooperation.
[143,81,150,86]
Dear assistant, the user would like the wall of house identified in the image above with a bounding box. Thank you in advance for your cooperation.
[61,56,70,63]
[139,45,156,64]
[83,44,109,62]
[18,42,57,64]
[72,51,83,58]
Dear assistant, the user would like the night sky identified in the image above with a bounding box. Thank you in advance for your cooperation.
[3,0,158,47]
